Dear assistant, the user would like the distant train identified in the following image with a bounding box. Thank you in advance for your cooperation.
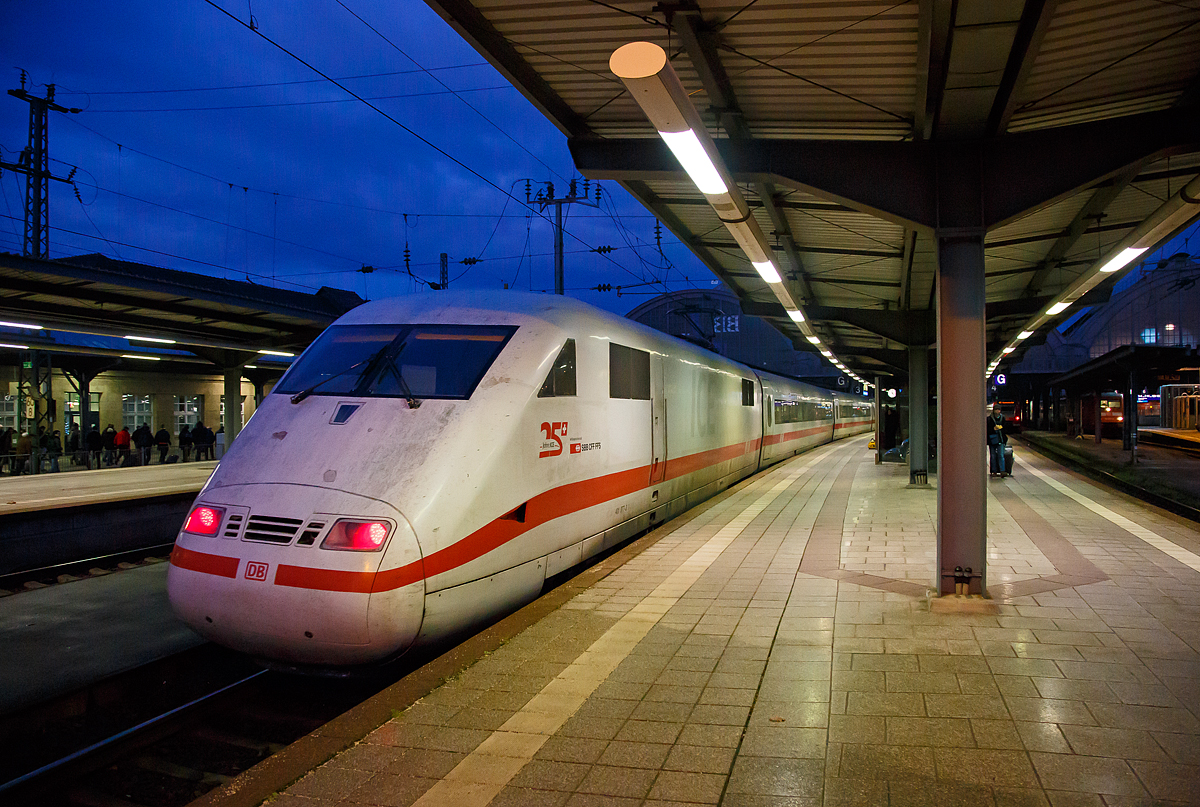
[167,292,873,668]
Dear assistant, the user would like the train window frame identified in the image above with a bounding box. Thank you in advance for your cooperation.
[609,343,651,400]
[741,379,754,406]
[538,339,577,398]
[276,323,518,401]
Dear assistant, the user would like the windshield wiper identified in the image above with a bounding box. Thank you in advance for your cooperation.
[374,344,422,409]
[290,355,376,404]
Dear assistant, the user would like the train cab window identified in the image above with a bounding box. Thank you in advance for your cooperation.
[538,339,577,398]
[609,343,650,400]
[742,379,754,406]
[277,323,517,400]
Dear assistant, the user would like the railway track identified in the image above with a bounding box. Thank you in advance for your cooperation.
[0,543,177,597]
[0,643,402,807]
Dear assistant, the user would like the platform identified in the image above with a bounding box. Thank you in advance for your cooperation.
[0,462,216,516]
[204,435,1200,807]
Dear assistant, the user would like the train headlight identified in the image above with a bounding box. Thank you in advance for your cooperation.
[183,505,225,536]
[322,519,390,551]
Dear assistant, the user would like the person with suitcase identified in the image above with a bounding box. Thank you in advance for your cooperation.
[987,403,1010,477]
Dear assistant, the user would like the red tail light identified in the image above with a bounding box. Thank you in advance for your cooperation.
[183,505,224,536]
[322,520,390,551]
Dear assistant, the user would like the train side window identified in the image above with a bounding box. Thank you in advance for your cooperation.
[610,343,650,400]
[742,379,754,406]
[538,339,577,398]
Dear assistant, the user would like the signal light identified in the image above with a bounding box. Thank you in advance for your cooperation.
[322,519,390,551]
[183,505,224,536]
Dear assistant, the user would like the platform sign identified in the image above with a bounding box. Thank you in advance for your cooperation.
[995,373,1007,386]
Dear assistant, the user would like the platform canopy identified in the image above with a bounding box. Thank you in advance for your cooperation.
[0,251,363,363]
[425,0,1200,377]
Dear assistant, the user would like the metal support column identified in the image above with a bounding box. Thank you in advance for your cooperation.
[936,237,987,596]
[874,378,882,465]
[554,202,564,295]
[908,345,929,486]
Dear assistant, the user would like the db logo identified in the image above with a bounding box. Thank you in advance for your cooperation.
[244,561,269,581]
[539,421,567,458]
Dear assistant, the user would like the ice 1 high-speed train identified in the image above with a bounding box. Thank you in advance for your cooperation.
[167,291,874,668]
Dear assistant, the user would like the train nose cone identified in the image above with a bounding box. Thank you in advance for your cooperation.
[167,485,425,667]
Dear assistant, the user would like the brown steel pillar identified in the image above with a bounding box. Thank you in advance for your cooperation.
[936,236,987,595]
[1094,388,1103,444]
[223,368,244,448]
[874,377,882,465]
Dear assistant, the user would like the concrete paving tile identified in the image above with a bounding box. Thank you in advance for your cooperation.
[689,703,751,725]
[887,778,1001,807]
[663,743,736,774]
[576,764,658,799]
[614,719,683,745]
[329,742,404,772]
[885,716,975,747]
[934,747,1040,788]
[821,776,889,806]
[1029,753,1148,796]
[919,655,992,674]
[698,685,757,707]
[676,723,745,748]
[1152,731,1200,765]
[1012,642,1086,661]
[1086,702,1200,733]
[1059,725,1171,761]
[1054,661,1141,682]
[557,715,624,740]
[595,740,671,769]
[288,766,379,800]
[489,785,570,807]
[739,725,827,758]
[996,676,1042,698]
[725,755,824,797]
[838,743,936,780]
[1044,790,1105,807]
[925,693,1011,720]
[988,657,1067,678]
[849,653,919,671]
[886,671,962,693]
[630,700,694,723]
[1127,759,1200,801]
[341,773,438,807]
[1031,678,1120,702]
[749,699,828,728]
[1016,720,1072,753]
[845,691,926,717]
[647,770,726,803]
[533,736,608,765]
[1003,696,1097,725]
[970,719,1024,750]
[831,669,885,692]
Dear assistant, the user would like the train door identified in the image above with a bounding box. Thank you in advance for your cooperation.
[650,354,667,485]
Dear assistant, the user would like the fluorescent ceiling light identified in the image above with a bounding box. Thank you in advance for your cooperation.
[1002,347,1015,354]
[1099,247,1147,274]
[0,343,29,349]
[125,335,177,344]
[806,335,821,345]
[820,350,832,358]
[122,354,161,361]
[1047,301,1071,316]
[258,349,295,357]
[658,129,727,195]
[786,309,804,323]
[0,320,43,330]
[1018,330,1034,340]
[752,260,781,284]
[245,365,258,369]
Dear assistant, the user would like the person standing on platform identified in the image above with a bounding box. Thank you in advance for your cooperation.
[132,423,152,465]
[101,424,117,466]
[14,432,32,475]
[86,425,102,469]
[155,424,172,463]
[114,425,131,465]
[178,424,193,462]
[0,427,12,474]
[48,429,62,473]
[987,403,1008,477]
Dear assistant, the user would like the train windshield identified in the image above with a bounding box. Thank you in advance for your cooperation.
[277,324,517,400]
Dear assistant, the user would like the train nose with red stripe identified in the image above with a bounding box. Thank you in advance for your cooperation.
[167,291,873,668]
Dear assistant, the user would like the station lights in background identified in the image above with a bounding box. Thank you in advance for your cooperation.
[0,320,43,330]
[610,41,859,378]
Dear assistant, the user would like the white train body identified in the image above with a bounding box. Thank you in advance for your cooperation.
[167,291,873,667]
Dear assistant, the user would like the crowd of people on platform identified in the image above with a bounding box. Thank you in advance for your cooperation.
[0,421,222,475]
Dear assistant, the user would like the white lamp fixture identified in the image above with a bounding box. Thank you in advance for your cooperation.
[610,41,812,335]
[125,335,177,344]
[1047,301,1071,316]
[0,343,29,350]
[121,354,162,361]
[0,320,43,330]
[258,349,295,357]
[806,335,821,345]
[1018,330,1034,340]
[1099,247,1147,274]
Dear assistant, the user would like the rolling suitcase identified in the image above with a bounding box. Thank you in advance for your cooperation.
[1003,444,1014,475]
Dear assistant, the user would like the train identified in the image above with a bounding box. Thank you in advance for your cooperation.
[167,291,874,669]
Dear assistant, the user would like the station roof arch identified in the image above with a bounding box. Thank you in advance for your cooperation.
[425,0,1200,378]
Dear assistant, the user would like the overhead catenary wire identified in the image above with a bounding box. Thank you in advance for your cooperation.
[200,0,647,287]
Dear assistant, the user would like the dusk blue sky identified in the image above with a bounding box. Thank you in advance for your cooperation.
[1,0,715,317]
